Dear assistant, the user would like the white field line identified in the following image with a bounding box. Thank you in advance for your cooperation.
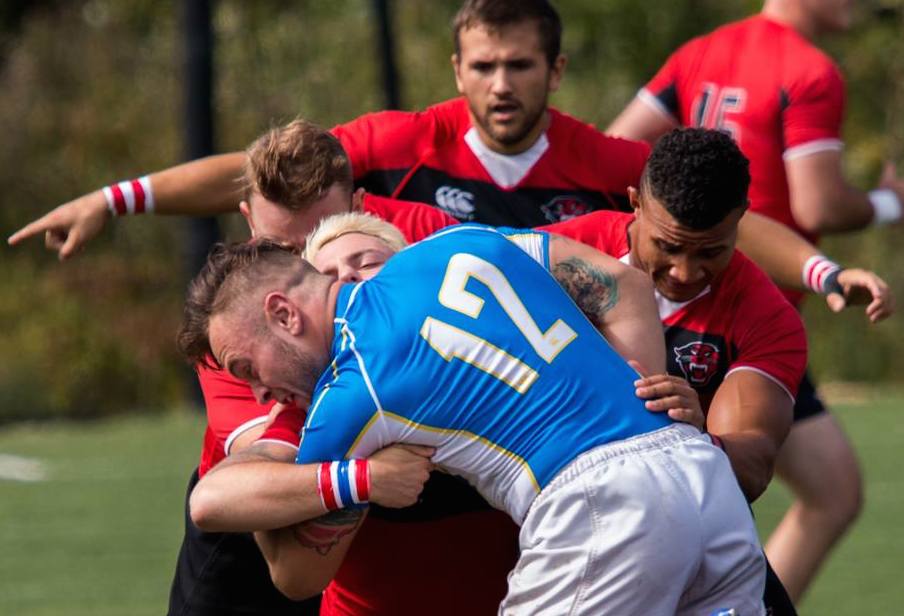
[0,454,48,482]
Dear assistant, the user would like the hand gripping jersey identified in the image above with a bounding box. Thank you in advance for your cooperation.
[295,224,672,523]
[640,15,844,250]
[333,97,650,227]
[543,211,807,410]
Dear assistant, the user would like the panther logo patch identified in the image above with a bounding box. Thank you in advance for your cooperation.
[674,341,721,387]
[540,195,590,223]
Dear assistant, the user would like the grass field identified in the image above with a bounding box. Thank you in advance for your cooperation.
[0,393,902,615]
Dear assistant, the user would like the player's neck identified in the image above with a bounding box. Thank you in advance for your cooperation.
[322,280,342,347]
[472,110,551,156]
[761,2,822,40]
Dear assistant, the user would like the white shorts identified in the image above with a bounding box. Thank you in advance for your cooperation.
[500,424,766,616]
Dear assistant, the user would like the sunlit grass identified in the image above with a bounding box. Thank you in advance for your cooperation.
[0,393,901,615]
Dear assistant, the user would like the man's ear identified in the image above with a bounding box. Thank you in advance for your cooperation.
[351,188,366,212]
[240,201,257,237]
[451,53,464,93]
[628,187,642,213]
[548,53,567,93]
[263,292,303,335]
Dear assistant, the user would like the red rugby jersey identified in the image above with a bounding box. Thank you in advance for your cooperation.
[360,193,456,242]
[543,211,807,409]
[333,97,650,226]
[196,365,281,477]
[640,14,844,248]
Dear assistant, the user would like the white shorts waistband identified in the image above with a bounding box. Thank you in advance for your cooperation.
[543,423,702,494]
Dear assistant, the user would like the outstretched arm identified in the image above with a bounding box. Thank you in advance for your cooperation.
[547,233,665,374]
[607,96,676,143]
[7,153,246,259]
[786,153,904,234]
[737,212,894,322]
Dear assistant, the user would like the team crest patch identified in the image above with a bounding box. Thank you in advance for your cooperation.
[541,195,589,222]
[674,341,720,387]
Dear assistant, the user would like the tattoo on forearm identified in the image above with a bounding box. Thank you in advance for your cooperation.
[553,257,619,329]
[292,508,365,556]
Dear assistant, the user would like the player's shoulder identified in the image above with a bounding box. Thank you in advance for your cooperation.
[746,15,843,88]
[719,250,777,293]
[424,97,473,137]
[410,224,542,268]
[336,98,467,140]
[541,210,633,256]
[548,107,647,153]
[660,15,745,62]
[362,193,457,242]
[547,108,649,187]
[718,251,801,318]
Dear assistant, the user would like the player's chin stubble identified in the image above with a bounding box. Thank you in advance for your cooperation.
[276,335,325,404]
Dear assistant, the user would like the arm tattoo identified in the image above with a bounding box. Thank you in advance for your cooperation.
[292,508,365,556]
[552,257,620,329]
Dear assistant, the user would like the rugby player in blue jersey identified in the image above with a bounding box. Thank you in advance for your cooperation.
[179,222,766,614]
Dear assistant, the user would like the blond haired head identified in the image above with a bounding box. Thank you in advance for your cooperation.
[303,213,407,264]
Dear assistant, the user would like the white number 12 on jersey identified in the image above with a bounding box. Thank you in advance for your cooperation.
[419,253,577,393]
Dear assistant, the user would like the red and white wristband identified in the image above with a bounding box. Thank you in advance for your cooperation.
[802,255,843,296]
[102,176,155,216]
[317,459,370,511]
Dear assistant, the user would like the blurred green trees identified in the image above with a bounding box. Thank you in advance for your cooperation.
[1,0,902,421]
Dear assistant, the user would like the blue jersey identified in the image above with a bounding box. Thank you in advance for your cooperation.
[297,225,672,522]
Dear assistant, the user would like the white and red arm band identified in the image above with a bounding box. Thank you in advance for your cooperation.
[102,176,155,216]
[869,189,902,225]
[802,255,843,295]
[317,459,370,511]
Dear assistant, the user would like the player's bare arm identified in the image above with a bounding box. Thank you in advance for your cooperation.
[787,151,904,233]
[190,441,324,532]
[255,507,366,601]
[737,212,894,322]
[548,232,666,374]
[606,96,677,143]
[7,152,246,259]
[737,211,826,288]
[191,440,434,532]
[706,370,794,502]
[552,257,619,328]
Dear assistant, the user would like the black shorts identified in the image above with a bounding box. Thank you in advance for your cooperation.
[763,556,798,615]
[167,468,320,616]
[793,371,827,423]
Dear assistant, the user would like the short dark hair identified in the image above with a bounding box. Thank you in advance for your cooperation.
[244,119,353,211]
[453,0,562,66]
[177,239,305,368]
[642,128,750,230]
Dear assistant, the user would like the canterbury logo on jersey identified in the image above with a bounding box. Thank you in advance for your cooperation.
[435,185,476,220]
